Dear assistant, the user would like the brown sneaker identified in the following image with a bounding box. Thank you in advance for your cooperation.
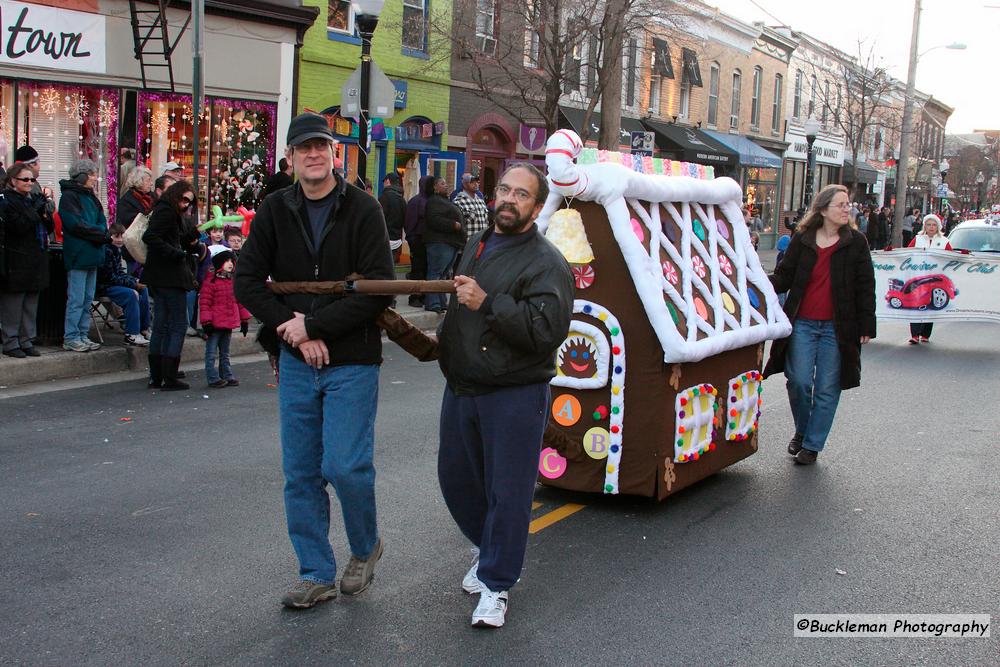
[281,580,338,609]
[340,539,383,596]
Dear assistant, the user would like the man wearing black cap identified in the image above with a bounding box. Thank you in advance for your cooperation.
[235,112,394,609]
[378,172,405,264]
[15,145,55,215]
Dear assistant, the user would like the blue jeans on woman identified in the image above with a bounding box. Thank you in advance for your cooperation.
[785,318,841,452]
[149,287,188,358]
[205,330,233,383]
[104,286,151,335]
[278,350,381,584]
[425,243,457,312]
[64,268,97,343]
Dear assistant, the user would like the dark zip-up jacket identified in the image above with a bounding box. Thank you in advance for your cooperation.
[437,224,575,396]
[0,189,52,292]
[764,225,876,390]
[142,200,203,290]
[234,175,394,366]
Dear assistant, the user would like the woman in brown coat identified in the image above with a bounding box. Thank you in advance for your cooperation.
[764,184,876,464]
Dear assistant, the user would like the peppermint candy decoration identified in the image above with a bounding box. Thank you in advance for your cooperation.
[692,255,707,279]
[662,261,679,285]
[719,255,733,276]
[573,264,595,290]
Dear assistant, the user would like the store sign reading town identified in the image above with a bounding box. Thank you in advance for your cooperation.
[0,1,106,74]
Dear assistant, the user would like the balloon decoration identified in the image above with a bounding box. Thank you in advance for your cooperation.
[236,206,256,236]
[198,204,244,232]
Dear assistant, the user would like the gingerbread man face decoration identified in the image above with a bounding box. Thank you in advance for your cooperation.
[558,336,598,379]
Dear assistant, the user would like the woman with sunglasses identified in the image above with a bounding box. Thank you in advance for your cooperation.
[59,159,110,353]
[0,162,54,358]
[142,180,205,389]
[764,184,876,465]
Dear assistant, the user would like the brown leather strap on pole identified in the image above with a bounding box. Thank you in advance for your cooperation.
[266,279,455,296]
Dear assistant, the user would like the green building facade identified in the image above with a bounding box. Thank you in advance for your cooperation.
[297,0,460,197]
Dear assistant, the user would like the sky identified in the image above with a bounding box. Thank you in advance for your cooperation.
[706,0,996,133]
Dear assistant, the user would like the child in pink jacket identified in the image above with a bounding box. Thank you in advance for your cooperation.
[199,246,250,388]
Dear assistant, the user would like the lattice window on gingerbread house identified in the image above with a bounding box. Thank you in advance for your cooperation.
[725,371,762,441]
[673,383,718,463]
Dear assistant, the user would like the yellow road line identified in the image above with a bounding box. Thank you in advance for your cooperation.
[528,503,586,534]
[531,501,542,510]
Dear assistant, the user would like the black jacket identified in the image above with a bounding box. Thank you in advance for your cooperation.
[115,188,152,229]
[262,171,293,199]
[96,244,138,295]
[423,194,465,247]
[0,189,52,293]
[764,226,876,390]
[234,176,394,366]
[437,225,575,396]
[141,199,204,290]
[378,184,406,242]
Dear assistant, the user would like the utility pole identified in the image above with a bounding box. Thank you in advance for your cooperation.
[192,0,205,221]
[891,0,920,247]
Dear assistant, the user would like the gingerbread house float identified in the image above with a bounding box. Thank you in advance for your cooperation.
[535,129,792,499]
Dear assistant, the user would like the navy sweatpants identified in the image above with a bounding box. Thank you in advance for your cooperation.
[437,382,550,591]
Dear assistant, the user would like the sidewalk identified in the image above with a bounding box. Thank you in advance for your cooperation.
[0,302,442,391]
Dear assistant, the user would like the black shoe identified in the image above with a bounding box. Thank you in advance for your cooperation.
[794,448,818,465]
[407,296,424,308]
[3,348,27,359]
[208,379,227,388]
[225,378,239,387]
[160,356,190,391]
[787,433,804,456]
[21,347,41,357]
[176,370,186,379]
[147,353,163,388]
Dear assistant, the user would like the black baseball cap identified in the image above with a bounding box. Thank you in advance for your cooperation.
[287,112,334,146]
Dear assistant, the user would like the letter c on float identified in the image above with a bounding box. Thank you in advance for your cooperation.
[539,447,567,479]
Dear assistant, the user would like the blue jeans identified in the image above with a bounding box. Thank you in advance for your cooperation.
[104,286,150,335]
[186,289,198,329]
[425,243,457,312]
[64,268,97,343]
[149,287,188,357]
[785,318,842,452]
[278,350,380,584]
[205,330,233,383]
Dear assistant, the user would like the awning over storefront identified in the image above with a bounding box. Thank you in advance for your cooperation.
[641,119,738,167]
[558,106,645,145]
[704,130,783,169]
[843,158,879,185]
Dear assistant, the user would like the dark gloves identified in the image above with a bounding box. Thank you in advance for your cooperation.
[240,321,249,337]
[202,323,215,335]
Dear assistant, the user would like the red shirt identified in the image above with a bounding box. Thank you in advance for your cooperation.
[797,244,836,321]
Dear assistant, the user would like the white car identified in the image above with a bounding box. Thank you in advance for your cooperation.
[947,218,1000,253]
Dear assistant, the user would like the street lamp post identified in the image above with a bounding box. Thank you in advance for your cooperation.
[937,159,950,214]
[804,117,821,208]
[354,0,385,190]
[976,171,985,211]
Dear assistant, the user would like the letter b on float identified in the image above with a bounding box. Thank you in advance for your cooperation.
[583,427,611,459]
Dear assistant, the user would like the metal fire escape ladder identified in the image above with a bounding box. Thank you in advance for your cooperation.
[128,0,192,91]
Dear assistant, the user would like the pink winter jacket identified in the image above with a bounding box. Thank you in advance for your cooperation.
[199,271,251,330]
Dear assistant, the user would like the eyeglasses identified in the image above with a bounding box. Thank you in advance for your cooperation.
[13,177,37,183]
[829,202,852,209]
[495,183,535,204]
[180,196,196,206]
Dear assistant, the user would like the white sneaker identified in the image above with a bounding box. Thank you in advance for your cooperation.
[462,547,485,594]
[62,339,91,353]
[186,327,199,337]
[125,333,150,346]
[471,590,509,628]
[84,339,101,350]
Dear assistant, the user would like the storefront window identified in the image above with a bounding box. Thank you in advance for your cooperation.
[1,80,14,166]
[12,81,119,216]
[138,92,276,214]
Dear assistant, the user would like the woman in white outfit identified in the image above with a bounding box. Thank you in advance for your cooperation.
[906,214,952,344]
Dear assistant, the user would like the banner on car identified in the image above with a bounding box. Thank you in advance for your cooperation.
[872,249,1000,323]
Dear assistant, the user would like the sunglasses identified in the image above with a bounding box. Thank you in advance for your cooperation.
[181,196,196,206]
[13,176,37,183]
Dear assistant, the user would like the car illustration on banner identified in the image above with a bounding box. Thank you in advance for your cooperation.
[885,274,958,310]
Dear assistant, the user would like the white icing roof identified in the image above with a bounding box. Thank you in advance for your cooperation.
[537,129,792,364]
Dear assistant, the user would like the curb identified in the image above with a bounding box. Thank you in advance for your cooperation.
[0,307,443,390]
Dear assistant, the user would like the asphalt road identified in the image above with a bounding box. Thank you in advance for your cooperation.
[1,320,997,666]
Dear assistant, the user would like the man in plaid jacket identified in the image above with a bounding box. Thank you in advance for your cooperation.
[453,173,490,243]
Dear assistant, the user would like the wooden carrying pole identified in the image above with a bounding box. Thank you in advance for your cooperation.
[266,279,455,296]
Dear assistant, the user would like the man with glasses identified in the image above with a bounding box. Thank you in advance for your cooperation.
[235,113,394,609]
[435,163,574,628]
